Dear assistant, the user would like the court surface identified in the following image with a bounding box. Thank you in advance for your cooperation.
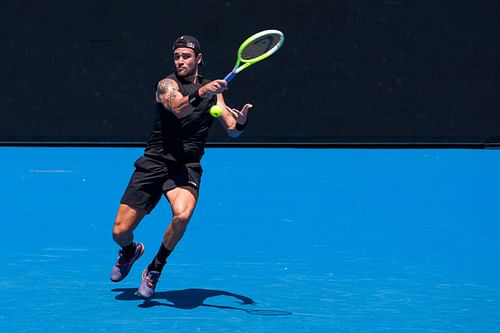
[1,147,500,332]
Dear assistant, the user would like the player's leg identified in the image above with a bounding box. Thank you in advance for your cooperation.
[110,204,146,282]
[137,186,198,298]
[163,185,199,250]
[110,155,165,282]
[112,204,146,247]
[151,162,202,268]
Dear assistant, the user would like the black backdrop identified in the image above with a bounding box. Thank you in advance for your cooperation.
[1,0,499,146]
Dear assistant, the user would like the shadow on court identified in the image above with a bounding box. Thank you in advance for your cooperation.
[112,288,293,316]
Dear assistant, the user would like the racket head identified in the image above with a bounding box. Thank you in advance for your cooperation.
[236,29,284,67]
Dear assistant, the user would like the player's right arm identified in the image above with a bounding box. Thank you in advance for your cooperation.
[156,78,194,118]
[156,78,227,118]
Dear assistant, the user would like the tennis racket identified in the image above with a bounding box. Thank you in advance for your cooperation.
[224,29,285,83]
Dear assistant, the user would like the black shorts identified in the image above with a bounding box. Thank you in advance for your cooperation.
[120,155,203,214]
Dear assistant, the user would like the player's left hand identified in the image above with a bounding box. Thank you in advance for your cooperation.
[226,103,253,125]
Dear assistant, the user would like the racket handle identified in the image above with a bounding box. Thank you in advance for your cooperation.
[224,72,236,83]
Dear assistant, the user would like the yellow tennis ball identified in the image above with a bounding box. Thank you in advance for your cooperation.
[209,105,223,118]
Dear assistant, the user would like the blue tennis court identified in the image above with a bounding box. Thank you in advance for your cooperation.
[1,147,500,332]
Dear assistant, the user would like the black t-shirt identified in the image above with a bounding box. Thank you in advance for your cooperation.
[145,73,217,163]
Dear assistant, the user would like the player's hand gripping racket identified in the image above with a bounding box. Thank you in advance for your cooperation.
[224,29,285,84]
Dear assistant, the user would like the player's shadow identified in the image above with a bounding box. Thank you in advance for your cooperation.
[111,288,292,316]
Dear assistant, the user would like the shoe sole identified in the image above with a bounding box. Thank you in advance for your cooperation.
[135,289,153,299]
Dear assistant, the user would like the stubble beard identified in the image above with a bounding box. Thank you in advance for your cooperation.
[177,67,197,82]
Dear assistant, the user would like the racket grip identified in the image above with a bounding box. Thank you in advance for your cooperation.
[224,72,236,83]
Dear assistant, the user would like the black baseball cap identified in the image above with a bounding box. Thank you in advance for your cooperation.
[173,35,203,66]
[173,35,202,54]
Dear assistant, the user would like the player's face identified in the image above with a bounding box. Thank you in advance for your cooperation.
[173,48,200,77]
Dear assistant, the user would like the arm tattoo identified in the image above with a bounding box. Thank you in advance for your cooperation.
[157,78,177,109]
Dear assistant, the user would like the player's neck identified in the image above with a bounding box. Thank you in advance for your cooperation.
[185,70,199,84]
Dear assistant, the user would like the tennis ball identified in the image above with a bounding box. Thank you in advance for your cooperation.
[209,105,223,118]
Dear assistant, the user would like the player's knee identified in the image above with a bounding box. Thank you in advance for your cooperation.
[172,211,191,230]
[112,219,130,241]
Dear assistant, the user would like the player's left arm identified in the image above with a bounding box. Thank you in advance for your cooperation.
[216,94,253,138]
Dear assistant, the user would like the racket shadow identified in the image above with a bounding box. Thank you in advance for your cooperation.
[111,288,292,316]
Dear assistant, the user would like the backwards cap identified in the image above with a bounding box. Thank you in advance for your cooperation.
[173,35,202,54]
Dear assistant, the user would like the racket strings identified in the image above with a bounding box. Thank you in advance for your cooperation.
[240,33,282,61]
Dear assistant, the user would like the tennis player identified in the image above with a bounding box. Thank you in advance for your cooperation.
[110,35,252,299]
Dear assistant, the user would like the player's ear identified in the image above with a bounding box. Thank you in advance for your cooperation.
[196,53,203,66]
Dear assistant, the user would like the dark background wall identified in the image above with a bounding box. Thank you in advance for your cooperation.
[1,0,499,145]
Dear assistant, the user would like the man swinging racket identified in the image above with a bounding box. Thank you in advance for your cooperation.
[109,35,252,299]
